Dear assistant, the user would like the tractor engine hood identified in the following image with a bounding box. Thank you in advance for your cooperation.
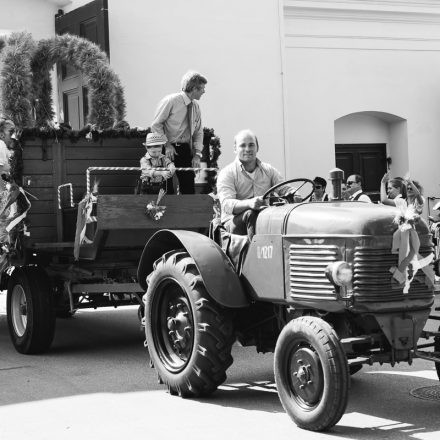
[256,201,430,236]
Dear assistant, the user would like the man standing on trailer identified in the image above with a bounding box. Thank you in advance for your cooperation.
[151,71,207,194]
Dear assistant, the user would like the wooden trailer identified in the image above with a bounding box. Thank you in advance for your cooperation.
[2,134,214,354]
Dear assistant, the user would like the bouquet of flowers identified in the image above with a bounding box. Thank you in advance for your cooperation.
[393,203,419,231]
[145,188,166,221]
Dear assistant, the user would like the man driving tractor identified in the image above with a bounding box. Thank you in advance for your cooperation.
[217,129,298,238]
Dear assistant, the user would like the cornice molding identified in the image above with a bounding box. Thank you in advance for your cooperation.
[284,0,440,11]
[284,0,440,24]
[284,33,440,51]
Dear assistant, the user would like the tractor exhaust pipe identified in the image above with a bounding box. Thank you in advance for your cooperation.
[329,168,344,201]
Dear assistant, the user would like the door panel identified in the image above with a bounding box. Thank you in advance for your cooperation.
[335,144,387,202]
[63,90,81,130]
[55,0,109,129]
[335,153,354,177]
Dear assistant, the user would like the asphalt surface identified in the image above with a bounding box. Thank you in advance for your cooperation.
[1,293,440,440]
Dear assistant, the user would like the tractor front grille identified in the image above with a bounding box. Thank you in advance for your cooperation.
[353,246,434,302]
[289,244,339,301]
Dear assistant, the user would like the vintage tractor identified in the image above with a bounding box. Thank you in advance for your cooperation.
[138,170,440,432]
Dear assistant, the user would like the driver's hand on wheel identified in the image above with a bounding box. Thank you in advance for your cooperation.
[249,196,267,211]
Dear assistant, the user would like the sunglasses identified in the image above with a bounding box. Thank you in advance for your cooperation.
[346,181,356,186]
[314,185,322,189]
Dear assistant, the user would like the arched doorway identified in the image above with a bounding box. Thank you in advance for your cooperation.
[334,111,408,201]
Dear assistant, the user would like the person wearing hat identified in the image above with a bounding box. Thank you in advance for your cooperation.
[311,176,329,202]
[139,132,176,194]
[151,70,207,194]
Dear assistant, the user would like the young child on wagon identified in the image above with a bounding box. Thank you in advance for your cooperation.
[139,132,176,194]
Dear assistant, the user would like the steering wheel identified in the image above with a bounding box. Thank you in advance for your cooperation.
[262,178,315,205]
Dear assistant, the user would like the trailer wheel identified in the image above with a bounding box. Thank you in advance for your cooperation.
[144,250,234,397]
[274,316,349,431]
[6,266,56,354]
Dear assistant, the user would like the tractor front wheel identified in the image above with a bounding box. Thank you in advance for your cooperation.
[144,250,234,397]
[274,316,349,431]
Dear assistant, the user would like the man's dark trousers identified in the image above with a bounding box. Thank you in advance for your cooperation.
[173,142,195,194]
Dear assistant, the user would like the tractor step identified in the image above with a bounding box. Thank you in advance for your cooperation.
[347,356,371,366]
[340,336,374,347]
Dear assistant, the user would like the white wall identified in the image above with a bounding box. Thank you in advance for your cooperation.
[389,120,409,176]
[4,0,440,200]
[1,0,285,172]
[0,0,58,39]
[335,114,389,145]
[0,0,61,114]
[283,0,440,200]
[65,0,286,173]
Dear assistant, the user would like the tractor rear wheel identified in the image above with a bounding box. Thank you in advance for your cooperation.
[274,316,349,431]
[144,250,234,397]
[7,266,56,354]
[434,327,440,381]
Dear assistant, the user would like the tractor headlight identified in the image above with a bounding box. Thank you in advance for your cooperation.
[325,261,353,287]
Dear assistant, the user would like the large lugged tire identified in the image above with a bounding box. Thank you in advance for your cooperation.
[144,250,234,397]
[434,327,440,381]
[274,316,349,431]
[6,266,56,354]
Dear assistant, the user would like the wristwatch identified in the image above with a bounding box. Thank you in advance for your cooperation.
[195,151,202,158]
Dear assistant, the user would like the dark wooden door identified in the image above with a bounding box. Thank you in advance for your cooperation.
[55,0,109,129]
[335,144,387,202]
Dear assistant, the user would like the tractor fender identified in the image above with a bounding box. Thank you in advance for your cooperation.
[137,229,249,308]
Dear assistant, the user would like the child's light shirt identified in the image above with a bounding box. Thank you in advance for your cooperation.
[140,152,175,183]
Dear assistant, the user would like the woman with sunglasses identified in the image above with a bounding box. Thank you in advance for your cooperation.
[311,176,329,201]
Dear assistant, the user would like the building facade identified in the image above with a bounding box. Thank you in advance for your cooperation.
[1,0,440,203]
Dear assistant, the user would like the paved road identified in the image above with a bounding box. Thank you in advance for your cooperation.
[1,293,440,440]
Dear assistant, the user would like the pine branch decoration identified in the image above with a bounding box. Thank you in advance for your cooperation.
[0,32,36,129]
[31,39,54,127]
[31,33,126,129]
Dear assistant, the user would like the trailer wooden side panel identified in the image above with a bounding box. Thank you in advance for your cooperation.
[21,136,144,246]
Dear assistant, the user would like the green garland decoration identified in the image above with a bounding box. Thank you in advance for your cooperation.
[31,39,54,127]
[203,127,222,193]
[32,34,126,129]
[0,32,36,129]
[113,76,126,123]
[20,125,219,144]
